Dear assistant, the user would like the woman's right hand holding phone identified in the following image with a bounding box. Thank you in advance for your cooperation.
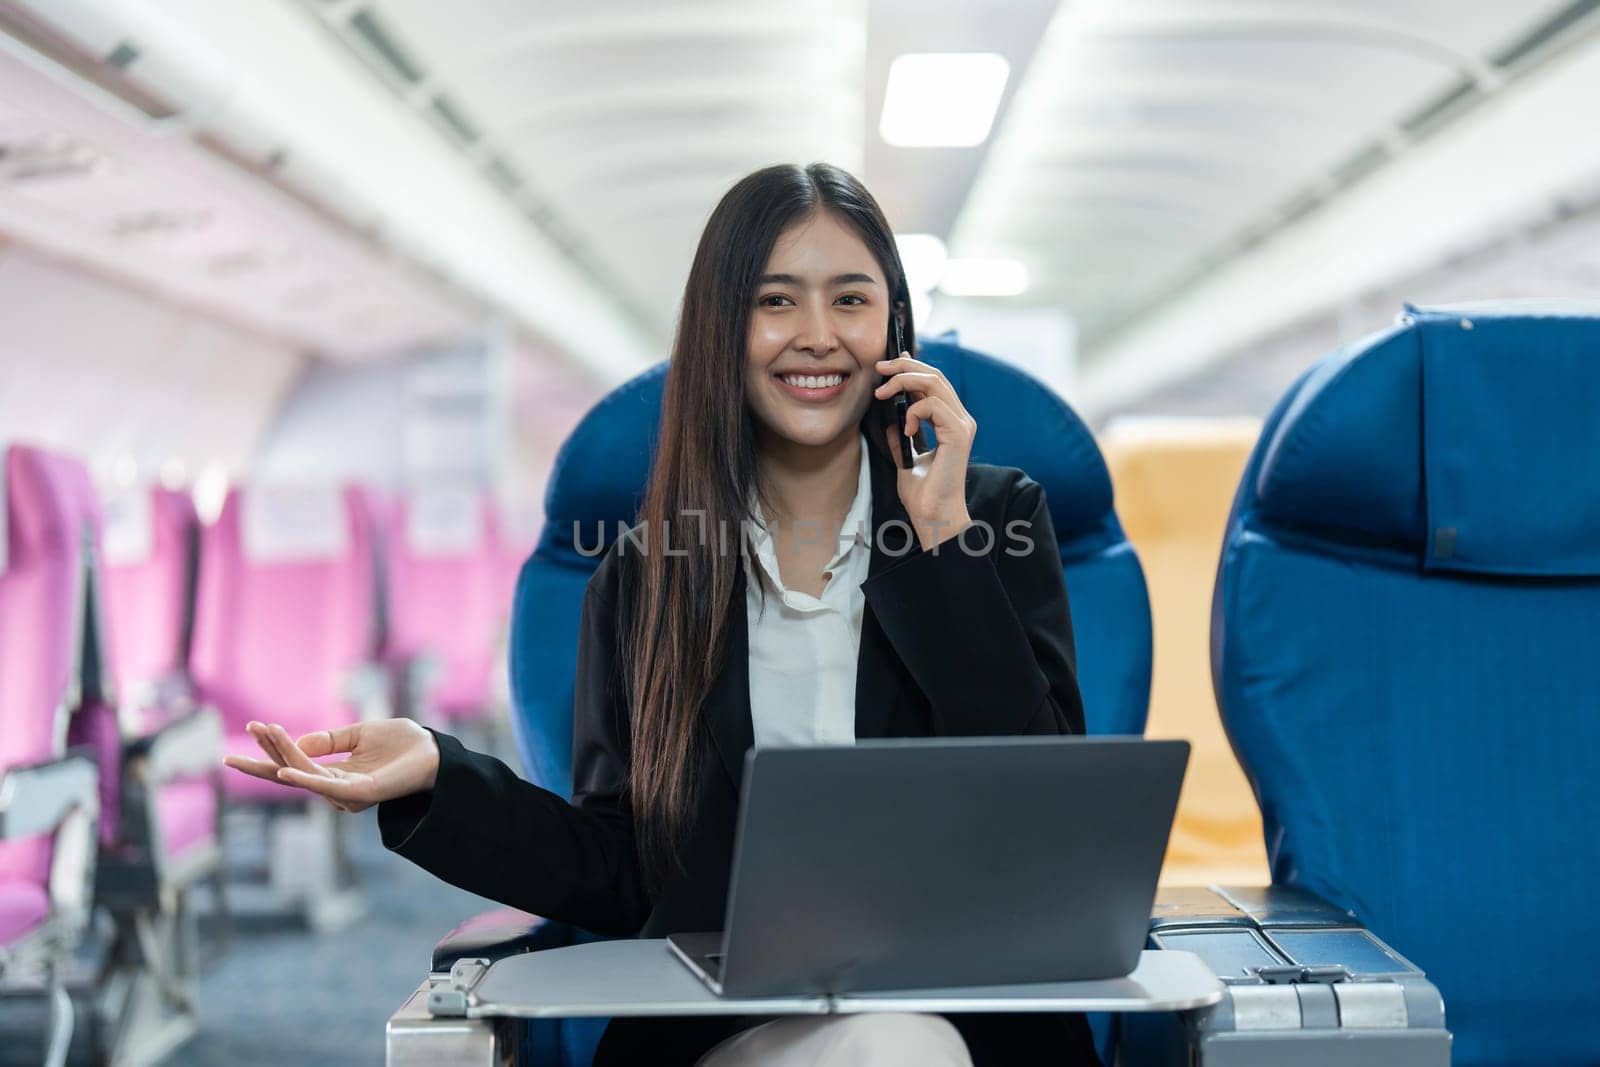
[224,718,440,812]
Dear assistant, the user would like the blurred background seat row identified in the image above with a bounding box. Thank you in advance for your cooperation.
[0,439,526,1063]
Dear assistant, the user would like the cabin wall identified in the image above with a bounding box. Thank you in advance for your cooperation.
[0,241,307,482]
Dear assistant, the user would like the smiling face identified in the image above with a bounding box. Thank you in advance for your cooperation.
[744,210,893,452]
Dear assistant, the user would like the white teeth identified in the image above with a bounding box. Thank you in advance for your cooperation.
[780,373,844,389]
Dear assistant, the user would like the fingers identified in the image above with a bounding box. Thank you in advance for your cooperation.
[268,724,325,776]
[872,369,945,402]
[296,724,361,759]
[903,396,975,442]
[874,355,948,386]
[247,721,289,767]
[873,358,973,435]
[225,753,353,812]
[224,754,285,783]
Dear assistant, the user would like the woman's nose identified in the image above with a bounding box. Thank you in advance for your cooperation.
[794,304,839,355]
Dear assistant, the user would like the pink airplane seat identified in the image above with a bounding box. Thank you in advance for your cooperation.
[97,481,224,892]
[0,444,102,1066]
[191,483,380,802]
[0,445,95,889]
[36,449,224,1063]
[1,446,219,883]
[385,487,503,725]
[100,485,200,732]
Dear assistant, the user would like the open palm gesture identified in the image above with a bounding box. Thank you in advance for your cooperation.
[224,719,439,813]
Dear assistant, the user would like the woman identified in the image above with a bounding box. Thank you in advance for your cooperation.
[227,162,1099,1066]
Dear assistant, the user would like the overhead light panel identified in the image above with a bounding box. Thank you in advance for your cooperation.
[940,257,1029,297]
[895,233,948,293]
[879,53,1010,148]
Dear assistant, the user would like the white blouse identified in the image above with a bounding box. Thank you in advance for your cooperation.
[742,434,874,749]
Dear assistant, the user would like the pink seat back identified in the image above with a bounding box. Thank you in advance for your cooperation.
[385,490,502,719]
[0,445,94,885]
[100,486,196,730]
[99,485,223,862]
[190,485,376,748]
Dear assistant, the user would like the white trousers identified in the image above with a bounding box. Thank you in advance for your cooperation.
[695,1013,974,1066]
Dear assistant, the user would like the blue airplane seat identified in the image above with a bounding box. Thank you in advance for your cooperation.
[505,333,1152,1065]
[1211,303,1600,1066]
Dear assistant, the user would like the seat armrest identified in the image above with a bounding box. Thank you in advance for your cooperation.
[1209,884,1356,928]
[1149,884,1431,994]
[0,752,99,840]
[128,706,223,786]
[430,908,568,973]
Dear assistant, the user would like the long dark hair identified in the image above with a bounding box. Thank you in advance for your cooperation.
[622,162,916,890]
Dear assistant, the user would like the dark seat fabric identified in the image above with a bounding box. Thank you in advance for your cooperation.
[1212,304,1600,1066]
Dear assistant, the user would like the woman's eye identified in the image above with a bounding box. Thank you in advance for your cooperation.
[836,294,866,306]
[758,293,792,307]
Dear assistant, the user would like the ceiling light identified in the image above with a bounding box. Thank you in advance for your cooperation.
[939,258,1029,297]
[895,233,948,294]
[879,53,1010,148]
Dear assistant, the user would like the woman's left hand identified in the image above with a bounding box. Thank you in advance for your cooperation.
[874,353,976,550]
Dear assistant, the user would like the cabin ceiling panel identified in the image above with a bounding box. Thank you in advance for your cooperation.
[369,0,867,336]
[950,0,1589,349]
[0,245,305,478]
[0,28,481,361]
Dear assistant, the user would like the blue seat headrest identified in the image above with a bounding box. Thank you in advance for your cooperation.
[537,333,1121,566]
[1252,303,1600,577]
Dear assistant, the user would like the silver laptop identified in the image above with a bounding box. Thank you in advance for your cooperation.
[667,735,1189,998]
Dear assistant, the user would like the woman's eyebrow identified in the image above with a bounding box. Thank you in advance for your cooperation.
[758,272,879,286]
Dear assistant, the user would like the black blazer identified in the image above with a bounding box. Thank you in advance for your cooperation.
[378,441,1084,933]
[376,441,1096,1064]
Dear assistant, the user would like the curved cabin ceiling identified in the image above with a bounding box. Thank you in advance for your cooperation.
[320,0,1593,358]
[1,0,1597,408]
[952,0,1588,346]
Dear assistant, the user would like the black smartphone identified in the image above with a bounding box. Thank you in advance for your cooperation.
[882,308,933,468]
[889,311,915,469]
